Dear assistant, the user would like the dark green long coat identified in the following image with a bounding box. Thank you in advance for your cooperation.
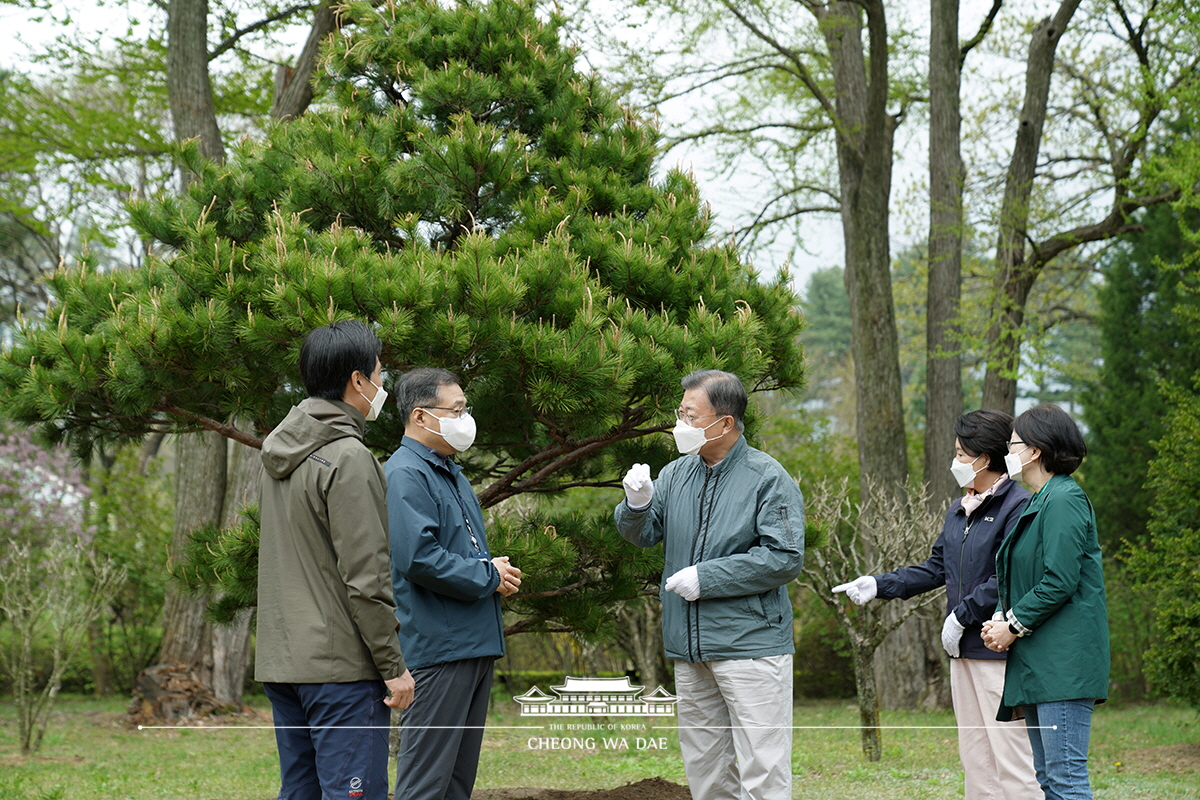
[995,474,1109,721]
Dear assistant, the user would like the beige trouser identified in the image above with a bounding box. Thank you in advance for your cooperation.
[952,658,1042,800]
[674,655,793,800]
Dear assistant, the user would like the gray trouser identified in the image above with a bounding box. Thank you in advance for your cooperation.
[394,656,495,800]
[674,654,793,800]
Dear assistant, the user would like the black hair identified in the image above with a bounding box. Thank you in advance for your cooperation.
[954,409,1015,474]
[395,367,460,426]
[1013,403,1087,476]
[298,320,381,400]
[681,369,747,432]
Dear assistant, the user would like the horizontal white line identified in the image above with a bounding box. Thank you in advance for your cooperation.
[137,725,544,731]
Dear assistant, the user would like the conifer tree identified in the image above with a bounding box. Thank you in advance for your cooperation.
[0,0,804,636]
[1082,205,1200,550]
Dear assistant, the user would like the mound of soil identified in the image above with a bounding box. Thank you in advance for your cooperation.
[1121,743,1200,773]
[471,777,691,800]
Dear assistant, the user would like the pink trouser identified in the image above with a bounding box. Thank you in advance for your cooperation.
[951,658,1042,800]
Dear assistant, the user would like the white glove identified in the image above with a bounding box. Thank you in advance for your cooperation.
[832,575,877,605]
[622,463,653,510]
[664,566,701,601]
[941,612,965,658]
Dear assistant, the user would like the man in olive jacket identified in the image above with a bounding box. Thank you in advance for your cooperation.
[615,370,804,800]
[256,321,414,800]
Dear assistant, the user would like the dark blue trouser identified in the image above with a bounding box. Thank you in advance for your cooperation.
[264,680,390,800]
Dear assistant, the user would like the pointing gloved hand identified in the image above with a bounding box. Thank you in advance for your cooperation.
[941,612,965,657]
[622,463,653,510]
[664,565,701,601]
[832,575,878,605]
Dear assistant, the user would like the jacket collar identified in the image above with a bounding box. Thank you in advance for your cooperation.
[696,434,748,474]
[1017,473,1071,519]
[953,472,1018,517]
[401,434,460,476]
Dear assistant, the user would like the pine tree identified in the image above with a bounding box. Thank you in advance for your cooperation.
[0,0,804,637]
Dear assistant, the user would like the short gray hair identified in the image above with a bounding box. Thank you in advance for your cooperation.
[681,369,746,431]
[394,367,460,425]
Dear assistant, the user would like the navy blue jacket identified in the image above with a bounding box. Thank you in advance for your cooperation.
[384,436,504,670]
[874,477,1031,660]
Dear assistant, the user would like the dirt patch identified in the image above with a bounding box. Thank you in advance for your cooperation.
[1119,742,1200,774]
[472,777,691,800]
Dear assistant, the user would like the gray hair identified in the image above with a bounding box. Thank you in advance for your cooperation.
[394,367,460,425]
[681,369,746,431]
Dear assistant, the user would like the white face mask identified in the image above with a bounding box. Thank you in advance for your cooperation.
[672,417,725,456]
[358,378,388,422]
[950,454,986,488]
[423,411,477,452]
[1005,447,1032,480]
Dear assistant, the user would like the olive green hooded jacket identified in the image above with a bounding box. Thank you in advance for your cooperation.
[255,398,406,684]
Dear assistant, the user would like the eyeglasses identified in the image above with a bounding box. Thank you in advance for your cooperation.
[423,406,472,418]
[675,409,717,425]
[1007,440,1026,449]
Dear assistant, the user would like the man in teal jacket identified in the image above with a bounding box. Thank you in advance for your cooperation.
[615,370,804,800]
[385,367,522,800]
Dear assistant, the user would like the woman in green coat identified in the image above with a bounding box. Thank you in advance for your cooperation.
[982,403,1109,800]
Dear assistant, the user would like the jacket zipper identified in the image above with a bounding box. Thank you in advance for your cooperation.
[688,464,719,661]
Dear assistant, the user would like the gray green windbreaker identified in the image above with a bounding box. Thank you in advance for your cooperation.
[615,436,804,662]
[255,398,406,684]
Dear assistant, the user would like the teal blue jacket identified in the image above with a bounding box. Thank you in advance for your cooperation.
[385,437,504,671]
[995,473,1109,720]
[614,436,804,663]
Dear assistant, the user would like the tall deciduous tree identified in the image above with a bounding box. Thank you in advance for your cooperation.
[979,0,1200,413]
[0,0,805,640]
[3,0,359,714]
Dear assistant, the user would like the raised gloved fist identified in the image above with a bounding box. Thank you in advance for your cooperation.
[622,463,653,510]
[832,575,878,605]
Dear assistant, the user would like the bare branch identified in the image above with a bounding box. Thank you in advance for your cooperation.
[961,0,1004,64]
[209,3,320,61]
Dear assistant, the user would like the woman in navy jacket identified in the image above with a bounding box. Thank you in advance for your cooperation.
[835,410,1040,799]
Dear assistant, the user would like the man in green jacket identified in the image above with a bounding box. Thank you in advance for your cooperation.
[256,320,414,800]
[615,370,805,800]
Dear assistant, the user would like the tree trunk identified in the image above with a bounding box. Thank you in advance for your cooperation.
[980,0,1083,414]
[159,432,228,671]
[210,438,261,705]
[272,0,341,121]
[87,620,115,696]
[613,597,669,690]
[820,0,907,512]
[874,603,951,710]
[851,642,881,761]
[818,0,941,712]
[167,0,226,188]
[924,0,964,509]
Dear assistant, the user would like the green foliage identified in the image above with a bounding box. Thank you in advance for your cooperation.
[172,510,260,625]
[86,441,174,693]
[1083,206,1200,550]
[0,426,123,753]
[16,0,803,633]
[1130,378,1200,708]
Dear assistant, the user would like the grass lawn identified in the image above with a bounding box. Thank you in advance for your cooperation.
[0,693,1195,799]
